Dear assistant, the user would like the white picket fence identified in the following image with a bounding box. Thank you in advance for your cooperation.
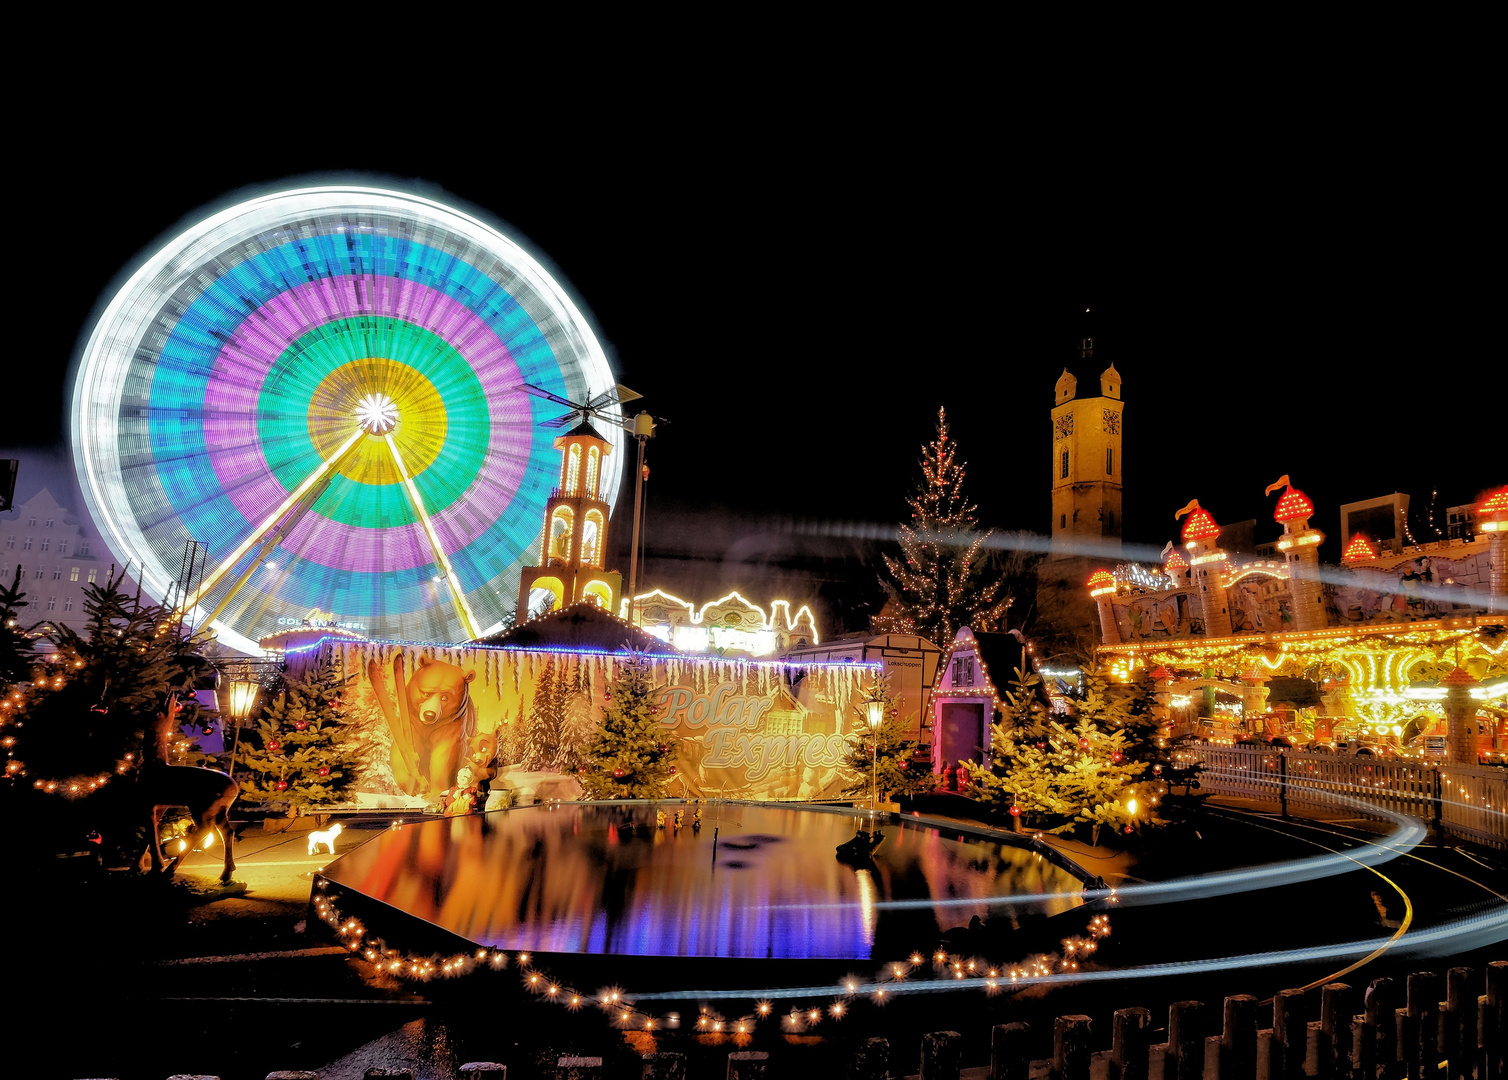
[1187,745,1508,849]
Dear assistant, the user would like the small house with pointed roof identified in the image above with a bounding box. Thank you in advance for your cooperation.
[929,626,1049,776]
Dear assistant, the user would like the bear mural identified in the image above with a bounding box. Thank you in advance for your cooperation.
[368,654,483,796]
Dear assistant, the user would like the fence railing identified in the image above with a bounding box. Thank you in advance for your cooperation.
[1187,745,1508,849]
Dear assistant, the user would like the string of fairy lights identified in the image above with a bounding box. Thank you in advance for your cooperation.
[310,879,1113,1034]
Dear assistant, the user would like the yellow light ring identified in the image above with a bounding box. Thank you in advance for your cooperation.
[309,358,447,485]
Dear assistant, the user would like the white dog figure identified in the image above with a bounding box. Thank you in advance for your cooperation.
[308,822,343,856]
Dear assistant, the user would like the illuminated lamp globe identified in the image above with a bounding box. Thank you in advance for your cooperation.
[228,680,258,722]
[864,695,886,732]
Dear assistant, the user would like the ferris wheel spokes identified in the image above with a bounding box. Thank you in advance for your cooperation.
[384,431,480,640]
[184,427,367,618]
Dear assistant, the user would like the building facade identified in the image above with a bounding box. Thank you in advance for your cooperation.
[1,487,118,640]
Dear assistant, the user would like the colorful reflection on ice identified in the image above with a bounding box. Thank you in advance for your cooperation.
[323,804,1084,960]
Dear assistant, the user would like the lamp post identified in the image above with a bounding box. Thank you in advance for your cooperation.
[864,693,886,813]
[225,674,259,778]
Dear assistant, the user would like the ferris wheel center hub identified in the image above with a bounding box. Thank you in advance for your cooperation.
[355,393,400,435]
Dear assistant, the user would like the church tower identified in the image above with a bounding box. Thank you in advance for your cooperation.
[1049,338,1124,561]
[516,422,623,619]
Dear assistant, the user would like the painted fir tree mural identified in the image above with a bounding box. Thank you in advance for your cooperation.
[839,673,932,804]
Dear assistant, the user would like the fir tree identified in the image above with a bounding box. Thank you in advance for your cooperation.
[235,647,356,808]
[521,657,565,771]
[880,408,1012,643]
[961,667,1149,845]
[11,570,210,782]
[0,564,34,690]
[839,673,933,803]
[578,650,672,799]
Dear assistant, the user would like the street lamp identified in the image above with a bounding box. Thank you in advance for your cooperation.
[864,693,886,812]
[225,675,258,778]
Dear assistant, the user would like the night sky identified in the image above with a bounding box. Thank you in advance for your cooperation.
[7,103,1497,635]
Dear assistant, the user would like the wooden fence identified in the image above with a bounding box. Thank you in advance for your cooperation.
[77,962,1507,1078]
[1188,746,1508,849]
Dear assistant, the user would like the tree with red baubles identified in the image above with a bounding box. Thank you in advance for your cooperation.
[236,647,356,808]
[578,650,672,800]
[838,673,932,803]
[878,408,1014,644]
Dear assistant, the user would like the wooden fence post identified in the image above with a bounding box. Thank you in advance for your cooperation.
[1167,1001,1205,1080]
[725,1050,768,1080]
[848,1038,889,1080]
[1220,994,1259,1080]
[1052,1015,1092,1080]
[992,1022,1032,1080]
[1445,967,1476,1080]
[1485,962,1507,1080]
[1109,1008,1150,1080]
[1401,972,1441,1080]
[1318,982,1354,1079]
[1363,976,1399,1077]
[1273,988,1306,1079]
[920,1031,962,1080]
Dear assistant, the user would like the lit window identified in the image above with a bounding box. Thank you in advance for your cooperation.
[565,445,582,494]
[586,446,600,497]
[1060,450,1069,479]
[952,656,975,686]
[88,569,97,584]
[69,567,79,582]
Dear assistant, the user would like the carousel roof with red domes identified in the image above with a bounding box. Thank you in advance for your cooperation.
[1087,570,1116,589]
[1164,551,1188,570]
[1342,534,1377,561]
[1181,506,1220,542]
[1273,485,1315,522]
[1479,487,1508,515]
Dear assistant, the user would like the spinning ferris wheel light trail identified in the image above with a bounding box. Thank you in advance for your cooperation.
[73,186,622,653]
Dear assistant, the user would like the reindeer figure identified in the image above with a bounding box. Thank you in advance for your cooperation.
[138,695,240,883]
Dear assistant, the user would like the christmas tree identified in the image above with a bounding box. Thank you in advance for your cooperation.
[0,564,35,690]
[235,647,356,808]
[879,408,1013,643]
[839,673,933,803]
[520,656,565,770]
[578,650,672,800]
[10,570,211,783]
[961,667,1149,845]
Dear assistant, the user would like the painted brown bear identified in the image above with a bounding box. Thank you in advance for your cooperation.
[368,654,478,796]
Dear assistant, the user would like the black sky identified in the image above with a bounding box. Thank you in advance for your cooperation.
[7,94,1498,634]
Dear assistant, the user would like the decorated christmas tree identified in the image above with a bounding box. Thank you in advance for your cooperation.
[879,408,1013,643]
[1074,667,1166,771]
[520,657,565,771]
[0,564,35,691]
[961,667,1149,844]
[578,650,672,800]
[235,648,356,808]
[839,673,933,803]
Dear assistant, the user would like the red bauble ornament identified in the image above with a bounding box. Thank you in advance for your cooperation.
[1153,765,1163,776]
[1079,739,1090,750]
[202,725,214,736]
[1123,825,1133,834]
[318,766,330,777]
[668,765,677,775]
[1036,741,1046,750]
[899,760,908,769]
[613,768,625,778]
[1009,805,1021,817]
[1111,752,1123,763]
[268,740,281,753]
[889,708,898,717]
[275,779,289,791]
[294,720,307,731]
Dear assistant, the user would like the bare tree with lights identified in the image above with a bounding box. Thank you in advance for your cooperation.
[879,408,1013,644]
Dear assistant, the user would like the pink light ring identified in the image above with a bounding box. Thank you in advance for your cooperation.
[199,275,536,575]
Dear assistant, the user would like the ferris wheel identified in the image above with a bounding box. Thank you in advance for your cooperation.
[72,186,623,655]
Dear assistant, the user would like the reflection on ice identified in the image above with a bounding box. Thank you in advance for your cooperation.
[324,803,1083,960]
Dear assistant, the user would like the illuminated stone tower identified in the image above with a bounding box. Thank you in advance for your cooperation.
[1270,477,1326,631]
[1179,500,1232,637]
[516,422,623,618]
[1050,339,1123,561]
[1480,487,1508,613]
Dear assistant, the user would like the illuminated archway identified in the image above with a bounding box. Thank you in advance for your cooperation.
[582,510,604,566]
[529,576,566,614]
[582,578,614,608]
[586,446,600,497]
[549,507,575,558]
[564,445,582,495]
